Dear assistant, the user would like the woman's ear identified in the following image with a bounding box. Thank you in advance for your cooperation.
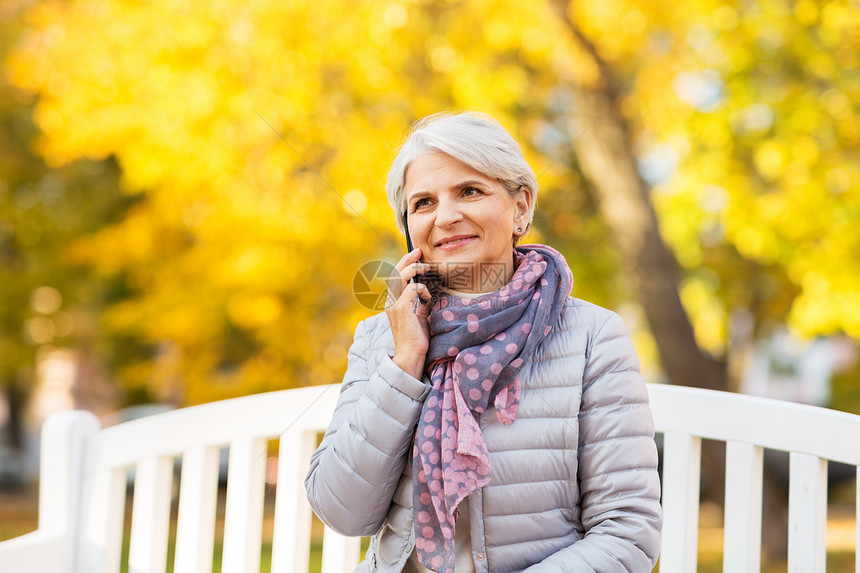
[514,186,533,232]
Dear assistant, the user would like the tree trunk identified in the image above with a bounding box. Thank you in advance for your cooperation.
[4,383,23,451]
[547,2,726,395]
[547,0,788,559]
[2,382,25,490]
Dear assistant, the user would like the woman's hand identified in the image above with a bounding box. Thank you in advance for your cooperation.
[386,248,434,380]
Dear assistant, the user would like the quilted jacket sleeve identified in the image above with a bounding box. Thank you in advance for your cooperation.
[305,318,430,537]
[524,312,662,572]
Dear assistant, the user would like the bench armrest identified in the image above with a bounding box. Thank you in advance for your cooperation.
[0,411,101,573]
[0,529,71,571]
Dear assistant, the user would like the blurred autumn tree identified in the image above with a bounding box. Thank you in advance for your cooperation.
[0,1,131,449]
[558,0,860,384]
[4,0,858,415]
[3,0,610,407]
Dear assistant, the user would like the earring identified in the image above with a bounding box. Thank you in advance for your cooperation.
[516,227,523,233]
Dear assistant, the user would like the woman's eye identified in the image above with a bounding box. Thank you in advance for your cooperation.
[414,198,431,209]
[463,186,482,197]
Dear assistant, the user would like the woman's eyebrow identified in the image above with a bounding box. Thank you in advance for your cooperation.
[406,190,431,203]
[407,179,490,203]
[453,179,487,189]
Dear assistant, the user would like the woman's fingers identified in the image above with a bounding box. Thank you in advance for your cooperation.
[395,248,422,273]
[389,249,420,293]
[402,262,433,284]
[385,273,433,376]
[389,280,431,311]
[410,282,433,308]
[389,249,434,301]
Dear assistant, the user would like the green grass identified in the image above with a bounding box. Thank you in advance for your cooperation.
[689,551,855,573]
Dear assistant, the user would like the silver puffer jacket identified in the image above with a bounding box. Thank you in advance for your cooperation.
[305,297,662,572]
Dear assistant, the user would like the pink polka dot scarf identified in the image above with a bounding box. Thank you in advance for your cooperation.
[411,244,573,572]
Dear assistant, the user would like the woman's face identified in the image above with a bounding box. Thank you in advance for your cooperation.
[403,152,531,293]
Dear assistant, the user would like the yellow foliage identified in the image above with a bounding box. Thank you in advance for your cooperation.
[753,140,787,181]
[680,276,727,355]
[5,0,860,402]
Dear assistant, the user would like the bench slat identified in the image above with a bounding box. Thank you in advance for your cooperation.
[788,452,827,573]
[321,524,362,573]
[660,432,701,573]
[128,456,174,573]
[76,467,127,573]
[271,430,317,573]
[173,445,220,573]
[723,441,763,573]
[93,386,342,469]
[221,437,267,573]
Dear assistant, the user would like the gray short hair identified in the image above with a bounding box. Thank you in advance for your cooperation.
[386,111,538,238]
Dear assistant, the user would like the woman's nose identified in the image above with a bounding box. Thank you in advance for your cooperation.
[434,197,463,227]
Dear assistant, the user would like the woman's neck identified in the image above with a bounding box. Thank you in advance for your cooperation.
[442,286,492,299]
[439,250,518,294]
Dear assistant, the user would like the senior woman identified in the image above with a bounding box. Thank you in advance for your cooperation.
[305,112,662,573]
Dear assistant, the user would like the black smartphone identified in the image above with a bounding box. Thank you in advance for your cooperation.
[404,211,417,253]
[403,212,442,288]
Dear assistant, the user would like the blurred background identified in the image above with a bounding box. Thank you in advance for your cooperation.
[0,0,858,569]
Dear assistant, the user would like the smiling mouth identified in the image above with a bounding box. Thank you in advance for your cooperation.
[436,236,478,250]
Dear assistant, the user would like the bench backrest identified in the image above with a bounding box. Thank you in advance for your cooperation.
[56,385,352,573]
[23,383,860,573]
[649,384,860,573]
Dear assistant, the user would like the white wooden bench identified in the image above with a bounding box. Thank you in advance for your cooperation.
[0,383,858,573]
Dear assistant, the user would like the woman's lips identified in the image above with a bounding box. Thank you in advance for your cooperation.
[436,236,477,251]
